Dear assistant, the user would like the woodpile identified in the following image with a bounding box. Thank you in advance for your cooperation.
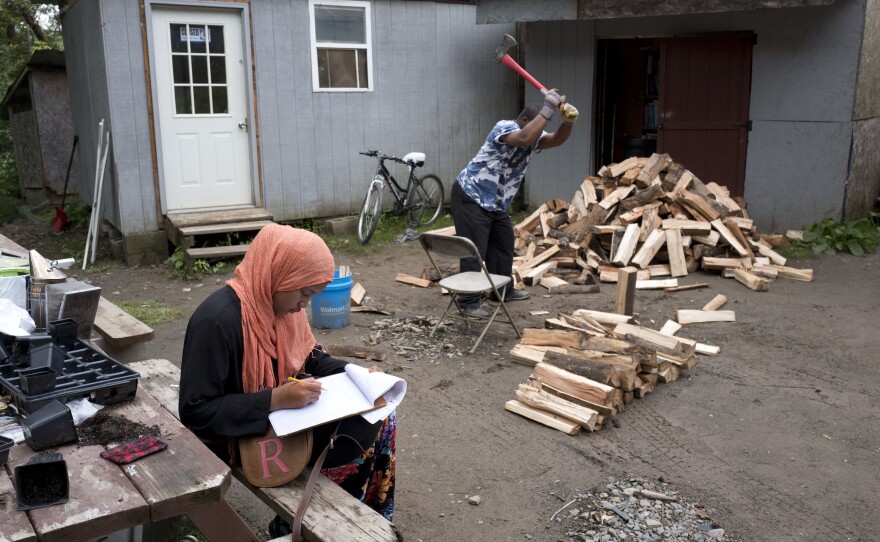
[509,153,813,294]
[505,308,708,434]
[503,154,814,434]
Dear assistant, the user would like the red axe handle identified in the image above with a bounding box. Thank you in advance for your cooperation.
[501,54,547,94]
[500,55,566,108]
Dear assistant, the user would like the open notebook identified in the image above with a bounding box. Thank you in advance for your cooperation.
[268,364,407,437]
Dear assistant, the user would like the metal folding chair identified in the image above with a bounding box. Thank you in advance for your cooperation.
[418,233,521,353]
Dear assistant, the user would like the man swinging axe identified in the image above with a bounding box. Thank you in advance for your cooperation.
[451,33,579,319]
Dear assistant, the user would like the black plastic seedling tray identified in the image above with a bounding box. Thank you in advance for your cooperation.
[0,336,139,415]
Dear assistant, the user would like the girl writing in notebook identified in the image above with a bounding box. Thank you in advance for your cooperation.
[178,224,395,535]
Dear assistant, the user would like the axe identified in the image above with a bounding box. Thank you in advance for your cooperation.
[493,33,563,106]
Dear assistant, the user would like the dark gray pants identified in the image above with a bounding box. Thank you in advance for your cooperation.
[450,182,514,308]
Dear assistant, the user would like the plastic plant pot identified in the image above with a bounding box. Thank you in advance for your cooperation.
[15,452,69,510]
[22,399,77,452]
[0,435,13,467]
[18,367,57,395]
[48,318,78,348]
[27,343,66,374]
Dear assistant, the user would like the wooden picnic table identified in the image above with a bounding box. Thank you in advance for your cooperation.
[0,384,257,542]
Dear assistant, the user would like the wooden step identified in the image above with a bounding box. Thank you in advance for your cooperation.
[178,220,273,238]
[166,208,273,245]
[185,244,250,261]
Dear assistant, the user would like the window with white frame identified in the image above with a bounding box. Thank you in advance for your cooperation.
[309,0,372,91]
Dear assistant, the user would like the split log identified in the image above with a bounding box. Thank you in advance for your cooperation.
[658,320,682,336]
[631,229,667,269]
[767,265,813,281]
[504,400,581,435]
[349,283,367,306]
[620,184,665,211]
[571,309,632,326]
[614,267,638,316]
[544,351,636,391]
[711,219,749,256]
[510,344,547,366]
[636,153,672,185]
[665,228,688,278]
[533,380,617,418]
[733,269,769,291]
[675,310,736,324]
[636,279,679,289]
[521,328,583,349]
[515,383,599,430]
[522,261,558,286]
[395,273,432,288]
[514,203,549,236]
[548,284,600,295]
[701,294,728,311]
[532,362,622,409]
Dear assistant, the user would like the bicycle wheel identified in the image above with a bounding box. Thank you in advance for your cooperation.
[407,174,444,227]
[357,181,383,244]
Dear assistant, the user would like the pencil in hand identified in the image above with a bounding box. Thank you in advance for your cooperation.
[287,376,327,390]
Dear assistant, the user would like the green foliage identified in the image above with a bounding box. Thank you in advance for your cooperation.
[798,213,880,256]
[115,299,183,327]
[167,246,229,277]
[1,1,64,223]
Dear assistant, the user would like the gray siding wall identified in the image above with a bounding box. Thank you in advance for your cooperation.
[253,0,518,221]
[522,0,866,232]
[62,0,159,236]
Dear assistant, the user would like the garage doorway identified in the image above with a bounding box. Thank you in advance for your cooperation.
[595,34,753,196]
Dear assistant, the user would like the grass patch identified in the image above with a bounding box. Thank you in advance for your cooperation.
[775,243,815,260]
[115,299,184,327]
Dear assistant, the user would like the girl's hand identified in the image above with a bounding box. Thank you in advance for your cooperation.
[270,378,322,410]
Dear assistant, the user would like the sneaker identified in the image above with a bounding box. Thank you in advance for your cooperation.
[461,305,490,319]
[505,289,531,302]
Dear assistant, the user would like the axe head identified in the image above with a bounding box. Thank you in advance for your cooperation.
[493,33,517,63]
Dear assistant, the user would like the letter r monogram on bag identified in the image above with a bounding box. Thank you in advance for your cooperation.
[257,437,291,478]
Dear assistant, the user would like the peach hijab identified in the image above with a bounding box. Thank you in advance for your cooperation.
[227,224,335,393]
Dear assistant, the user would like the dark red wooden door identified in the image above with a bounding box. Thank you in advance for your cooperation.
[658,34,753,196]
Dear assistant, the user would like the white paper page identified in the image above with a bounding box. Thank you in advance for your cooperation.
[268,372,374,436]
[345,364,408,424]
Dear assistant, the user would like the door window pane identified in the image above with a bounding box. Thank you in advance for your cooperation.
[212,87,228,114]
[209,56,226,84]
[168,22,231,115]
[193,86,210,114]
[174,86,192,115]
[208,25,225,53]
[172,56,190,84]
[191,56,209,84]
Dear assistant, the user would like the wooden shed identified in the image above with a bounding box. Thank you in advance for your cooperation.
[59,0,518,265]
[1,50,78,205]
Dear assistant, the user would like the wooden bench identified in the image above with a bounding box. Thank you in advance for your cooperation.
[129,359,399,542]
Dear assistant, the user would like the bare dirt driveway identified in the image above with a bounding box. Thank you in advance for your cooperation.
[3,218,878,542]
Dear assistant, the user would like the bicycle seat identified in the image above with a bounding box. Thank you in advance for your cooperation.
[402,152,426,168]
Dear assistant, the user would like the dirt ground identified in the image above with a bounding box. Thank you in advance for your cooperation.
[2,217,879,542]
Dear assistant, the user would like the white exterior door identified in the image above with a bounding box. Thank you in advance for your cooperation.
[151,7,253,212]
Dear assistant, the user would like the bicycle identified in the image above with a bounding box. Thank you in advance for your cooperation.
[356,150,445,244]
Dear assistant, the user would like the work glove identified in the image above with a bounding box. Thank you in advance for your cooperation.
[561,103,579,125]
[540,89,565,120]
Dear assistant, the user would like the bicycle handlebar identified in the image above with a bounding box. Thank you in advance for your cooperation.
[359,150,409,165]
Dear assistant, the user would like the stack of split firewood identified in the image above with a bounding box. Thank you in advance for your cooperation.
[502,153,813,435]
[509,153,813,294]
[505,308,707,435]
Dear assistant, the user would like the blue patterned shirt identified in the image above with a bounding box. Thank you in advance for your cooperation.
[456,120,545,212]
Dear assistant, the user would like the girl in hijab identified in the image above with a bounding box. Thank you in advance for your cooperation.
[179,225,395,529]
